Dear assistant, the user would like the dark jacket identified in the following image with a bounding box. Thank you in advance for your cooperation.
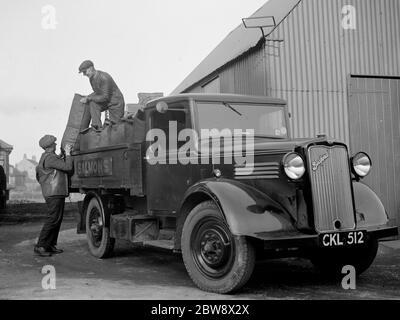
[87,70,124,108]
[36,152,73,198]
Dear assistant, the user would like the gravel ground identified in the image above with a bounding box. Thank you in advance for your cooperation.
[0,203,399,300]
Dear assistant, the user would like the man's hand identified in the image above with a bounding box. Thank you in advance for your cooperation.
[65,144,73,156]
[80,96,89,104]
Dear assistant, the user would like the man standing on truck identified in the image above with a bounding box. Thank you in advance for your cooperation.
[78,60,125,130]
[34,135,73,257]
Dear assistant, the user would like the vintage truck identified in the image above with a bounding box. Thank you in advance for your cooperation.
[70,93,398,293]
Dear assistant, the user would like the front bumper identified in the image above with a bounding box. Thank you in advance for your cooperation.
[255,226,398,250]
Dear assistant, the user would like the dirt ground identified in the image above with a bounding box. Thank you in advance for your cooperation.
[0,203,399,300]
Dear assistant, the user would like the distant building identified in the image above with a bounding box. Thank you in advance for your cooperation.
[9,165,26,190]
[16,154,38,181]
[10,154,41,200]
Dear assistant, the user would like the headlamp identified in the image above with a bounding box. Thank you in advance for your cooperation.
[351,152,372,178]
[283,152,305,180]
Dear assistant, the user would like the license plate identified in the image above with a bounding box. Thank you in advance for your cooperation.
[319,231,366,247]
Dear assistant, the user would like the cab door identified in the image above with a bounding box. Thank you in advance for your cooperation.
[145,101,193,216]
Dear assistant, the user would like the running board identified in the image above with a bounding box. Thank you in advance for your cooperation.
[142,239,174,250]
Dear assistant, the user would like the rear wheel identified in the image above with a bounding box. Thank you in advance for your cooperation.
[181,201,255,294]
[311,238,378,277]
[85,196,115,258]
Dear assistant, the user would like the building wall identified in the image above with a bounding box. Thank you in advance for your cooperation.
[265,0,400,224]
[185,0,400,223]
[188,48,266,96]
[347,76,400,225]
[263,0,400,144]
[188,0,400,144]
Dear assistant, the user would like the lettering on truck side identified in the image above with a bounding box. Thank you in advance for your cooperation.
[77,157,113,177]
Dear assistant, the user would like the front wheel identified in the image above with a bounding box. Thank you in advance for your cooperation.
[85,196,115,258]
[181,201,255,294]
[311,238,378,277]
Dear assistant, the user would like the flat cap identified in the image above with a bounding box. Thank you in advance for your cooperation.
[79,60,94,73]
[39,135,57,149]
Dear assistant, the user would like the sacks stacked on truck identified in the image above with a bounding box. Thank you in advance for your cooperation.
[68,92,155,151]
[61,94,91,151]
[79,118,145,150]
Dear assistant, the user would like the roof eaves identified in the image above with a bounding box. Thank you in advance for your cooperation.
[0,139,13,151]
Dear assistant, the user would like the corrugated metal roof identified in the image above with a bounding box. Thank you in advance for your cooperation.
[0,139,13,150]
[171,0,301,94]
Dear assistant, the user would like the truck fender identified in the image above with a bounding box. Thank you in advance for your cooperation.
[352,181,389,228]
[179,179,296,239]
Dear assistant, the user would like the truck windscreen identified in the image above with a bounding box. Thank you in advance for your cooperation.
[196,102,288,139]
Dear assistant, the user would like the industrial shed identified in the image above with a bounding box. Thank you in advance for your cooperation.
[172,0,400,225]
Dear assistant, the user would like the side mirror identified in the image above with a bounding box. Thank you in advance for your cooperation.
[156,101,168,114]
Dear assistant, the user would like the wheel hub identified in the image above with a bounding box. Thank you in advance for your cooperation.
[200,231,226,266]
[191,216,235,279]
[89,208,103,246]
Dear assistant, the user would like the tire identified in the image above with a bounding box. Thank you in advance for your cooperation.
[311,238,378,278]
[85,196,115,258]
[181,201,255,294]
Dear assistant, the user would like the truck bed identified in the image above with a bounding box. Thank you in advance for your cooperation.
[69,118,146,196]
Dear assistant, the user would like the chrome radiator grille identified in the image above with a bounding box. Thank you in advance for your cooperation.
[308,145,355,232]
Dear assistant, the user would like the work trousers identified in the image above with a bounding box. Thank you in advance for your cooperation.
[89,100,124,127]
[37,197,65,249]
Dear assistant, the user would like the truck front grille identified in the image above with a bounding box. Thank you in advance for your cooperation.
[308,145,355,232]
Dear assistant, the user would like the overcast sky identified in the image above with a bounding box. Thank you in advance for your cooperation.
[0,0,267,165]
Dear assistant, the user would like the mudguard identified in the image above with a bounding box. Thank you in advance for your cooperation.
[353,181,389,228]
[181,178,296,238]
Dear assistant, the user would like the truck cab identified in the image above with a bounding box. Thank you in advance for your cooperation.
[70,93,398,294]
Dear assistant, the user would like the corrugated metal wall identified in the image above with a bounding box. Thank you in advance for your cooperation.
[263,0,400,223]
[212,0,400,145]
[348,76,400,225]
[224,49,266,96]
[190,48,266,95]
[264,0,400,144]
[186,0,400,223]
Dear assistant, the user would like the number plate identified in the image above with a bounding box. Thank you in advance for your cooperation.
[319,231,366,247]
